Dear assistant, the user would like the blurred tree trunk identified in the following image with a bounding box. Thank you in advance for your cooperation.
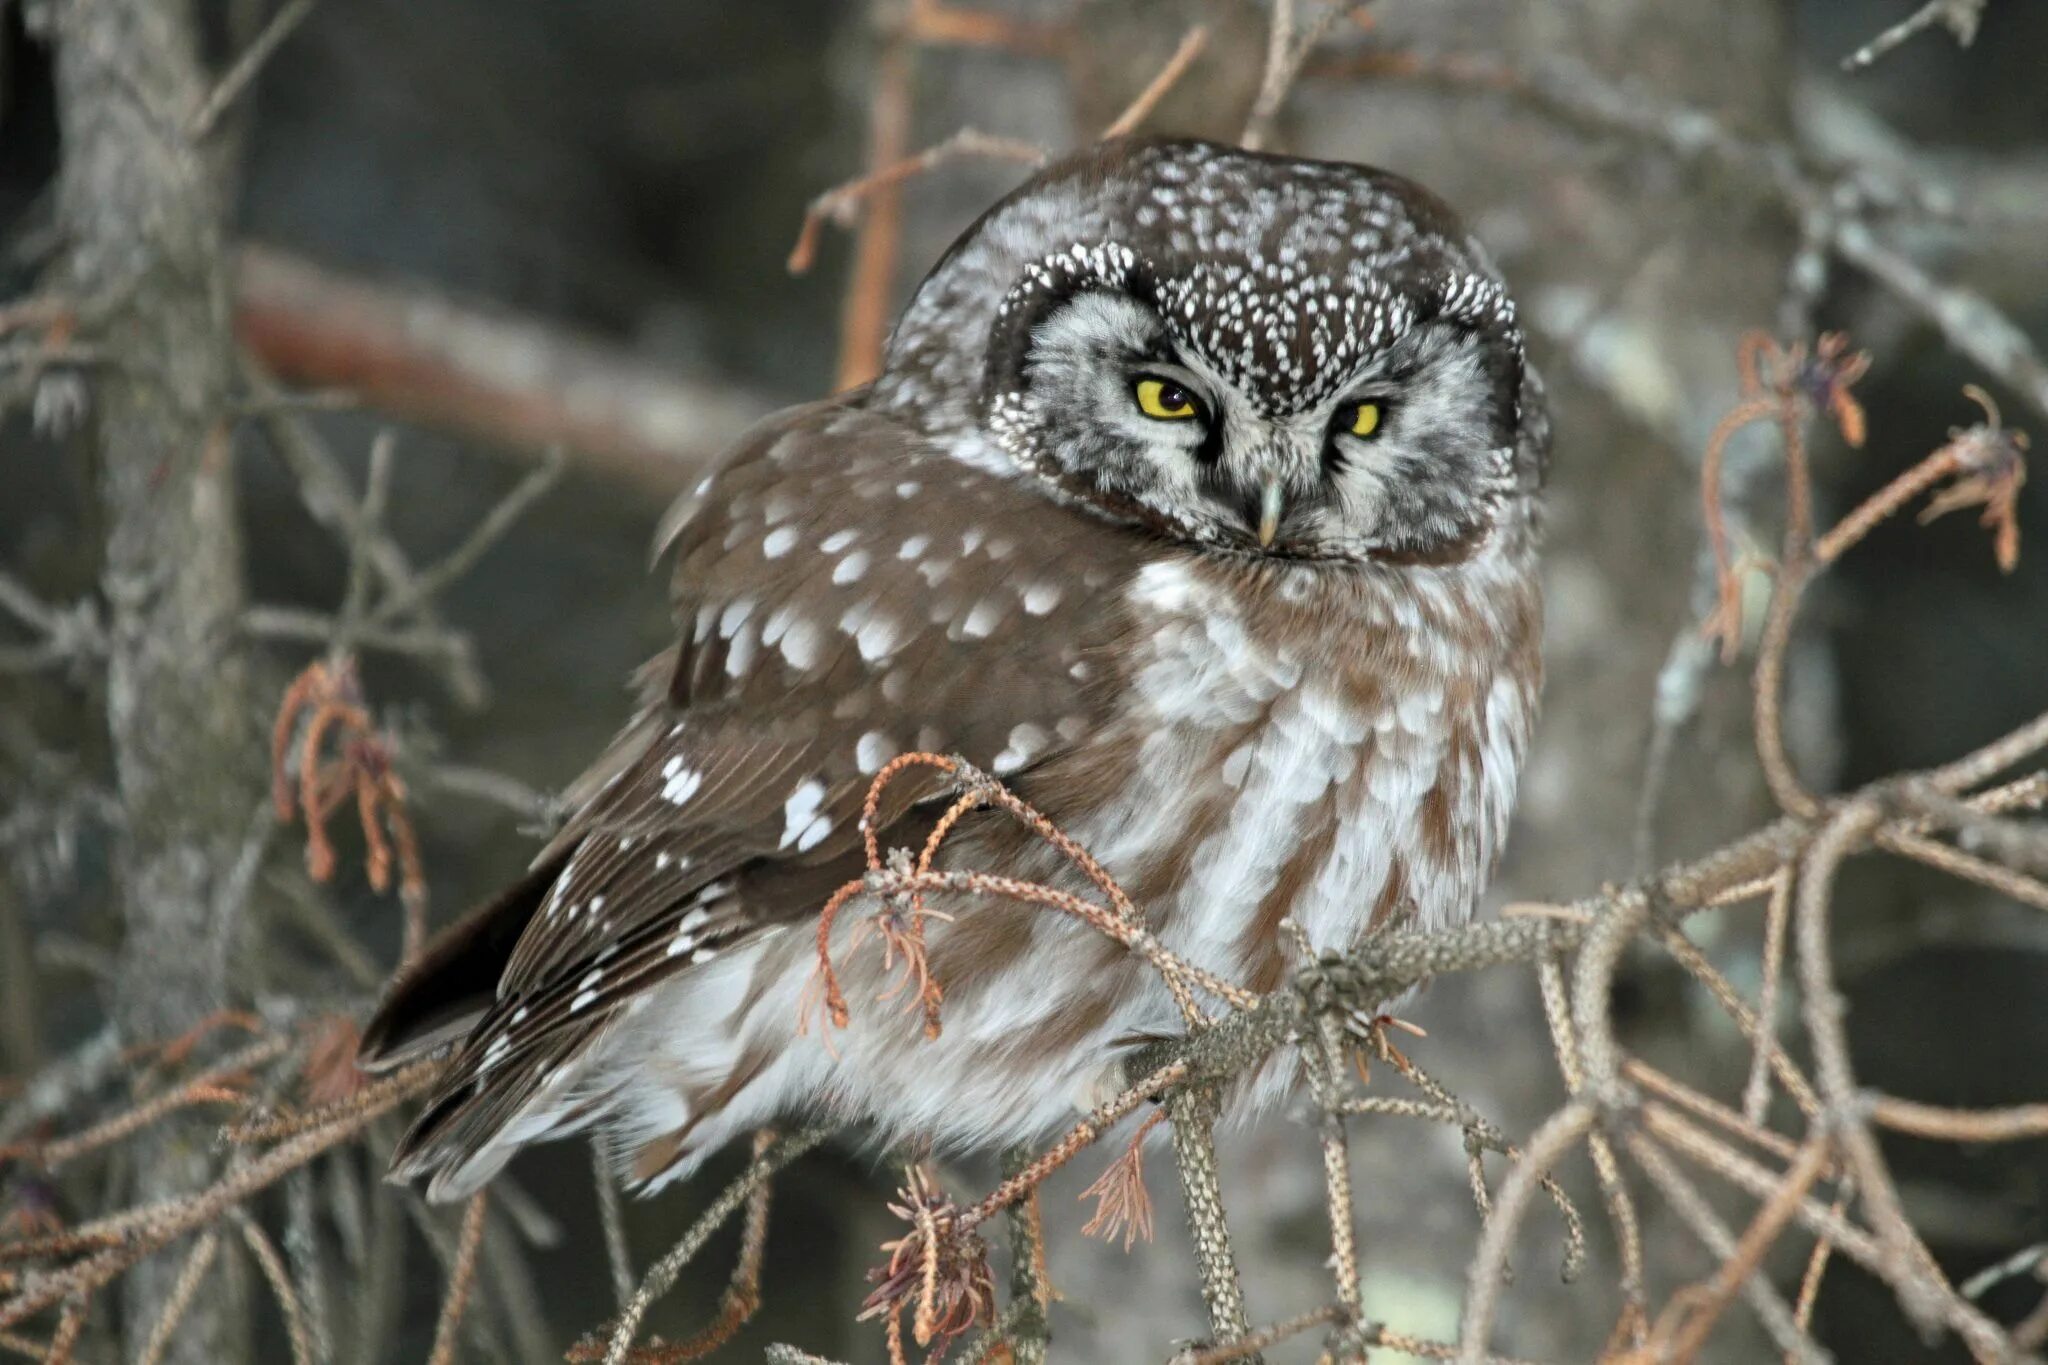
[52,0,257,1358]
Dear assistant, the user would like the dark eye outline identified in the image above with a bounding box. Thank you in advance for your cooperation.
[1131,374,1206,423]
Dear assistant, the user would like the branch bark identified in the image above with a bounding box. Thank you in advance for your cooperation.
[234,245,773,492]
[51,0,257,1357]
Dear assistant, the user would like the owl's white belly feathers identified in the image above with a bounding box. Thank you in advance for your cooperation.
[575,548,1537,1188]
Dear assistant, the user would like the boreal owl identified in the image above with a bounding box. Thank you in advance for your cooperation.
[360,136,1548,1201]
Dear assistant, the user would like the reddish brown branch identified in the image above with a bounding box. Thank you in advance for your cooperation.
[234,246,770,491]
[1100,26,1211,139]
[830,19,916,394]
[903,0,1066,57]
[1653,1133,1834,1363]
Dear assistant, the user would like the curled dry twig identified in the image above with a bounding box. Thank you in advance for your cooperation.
[1452,332,2040,1364]
[270,656,429,960]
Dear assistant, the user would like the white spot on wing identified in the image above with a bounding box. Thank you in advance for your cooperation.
[662,761,704,804]
[856,615,901,661]
[961,598,1003,639]
[725,624,757,677]
[780,618,823,670]
[1021,582,1062,615]
[780,780,826,848]
[856,731,898,774]
[992,723,1049,775]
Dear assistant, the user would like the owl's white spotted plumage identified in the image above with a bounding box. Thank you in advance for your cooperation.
[360,137,1547,1201]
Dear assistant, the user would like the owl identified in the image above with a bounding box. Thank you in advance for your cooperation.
[360,137,1548,1202]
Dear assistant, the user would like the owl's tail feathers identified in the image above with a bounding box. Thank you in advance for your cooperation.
[357,847,612,1203]
[357,849,569,1071]
[385,1029,601,1204]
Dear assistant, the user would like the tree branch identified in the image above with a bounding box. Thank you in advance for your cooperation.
[51,0,256,1355]
[232,246,774,492]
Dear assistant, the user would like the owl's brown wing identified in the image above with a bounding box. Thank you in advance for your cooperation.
[362,397,1140,1195]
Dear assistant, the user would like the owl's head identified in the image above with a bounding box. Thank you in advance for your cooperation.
[873,138,1546,566]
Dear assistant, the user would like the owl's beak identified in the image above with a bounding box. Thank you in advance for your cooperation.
[1256,479,1285,548]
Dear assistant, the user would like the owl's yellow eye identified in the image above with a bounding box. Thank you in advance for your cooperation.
[1134,377,1199,421]
[1346,402,1383,438]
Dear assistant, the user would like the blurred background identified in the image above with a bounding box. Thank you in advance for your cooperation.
[3,1,2046,1360]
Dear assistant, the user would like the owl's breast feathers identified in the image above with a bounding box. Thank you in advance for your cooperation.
[360,397,1539,1199]
[1093,550,1538,995]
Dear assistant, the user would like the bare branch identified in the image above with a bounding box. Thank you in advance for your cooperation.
[1241,1,1361,151]
[0,573,102,676]
[588,1128,832,1365]
[189,0,318,136]
[234,246,772,491]
[1101,26,1211,140]
[364,450,565,628]
[424,1194,487,1365]
[1311,48,2048,423]
[1840,0,1988,70]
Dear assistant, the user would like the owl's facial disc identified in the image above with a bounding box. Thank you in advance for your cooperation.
[1008,288,1515,564]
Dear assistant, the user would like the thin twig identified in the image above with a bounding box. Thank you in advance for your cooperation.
[591,1141,635,1312]
[190,0,318,135]
[1167,1302,1348,1364]
[1741,870,1796,1124]
[597,1128,831,1365]
[786,130,1049,279]
[132,1232,221,1365]
[1455,1102,1595,1365]
[1624,1135,1828,1365]
[233,1210,314,1365]
[425,1194,488,1365]
[1100,26,1211,139]
[1840,0,1987,70]
[366,452,565,627]
[1243,0,1361,150]
[1662,1131,1835,1362]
